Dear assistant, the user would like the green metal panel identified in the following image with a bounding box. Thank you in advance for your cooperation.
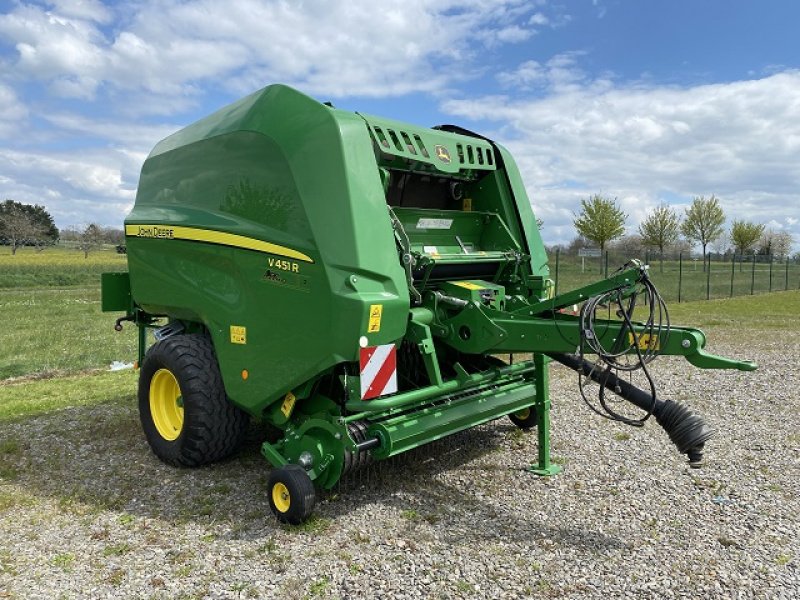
[392,207,520,259]
[126,85,409,415]
[359,113,497,175]
[494,144,550,279]
[367,378,537,459]
[100,272,131,312]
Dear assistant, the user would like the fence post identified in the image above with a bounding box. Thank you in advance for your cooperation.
[678,253,682,303]
[706,254,711,300]
[554,247,560,296]
[750,255,756,295]
[769,254,773,292]
[604,251,609,278]
[730,254,735,298]
[786,258,790,291]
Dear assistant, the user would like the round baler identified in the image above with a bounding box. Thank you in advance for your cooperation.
[102,84,755,524]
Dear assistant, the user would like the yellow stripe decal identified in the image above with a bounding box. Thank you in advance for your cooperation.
[125,224,314,263]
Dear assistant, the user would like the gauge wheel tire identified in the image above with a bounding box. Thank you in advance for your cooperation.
[509,406,539,430]
[138,333,248,467]
[268,465,317,525]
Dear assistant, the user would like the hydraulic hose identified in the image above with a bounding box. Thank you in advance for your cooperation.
[548,353,713,467]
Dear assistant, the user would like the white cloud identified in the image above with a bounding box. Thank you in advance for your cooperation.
[47,0,113,24]
[0,84,28,136]
[0,0,573,230]
[42,112,177,149]
[0,0,553,103]
[443,70,800,247]
[0,6,107,97]
[497,52,594,93]
[529,13,549,26]
[0,149,133,197]
[0,148,137,228]
[497,60,546,88]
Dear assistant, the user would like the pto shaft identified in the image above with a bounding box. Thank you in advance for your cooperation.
[548,353,713,467]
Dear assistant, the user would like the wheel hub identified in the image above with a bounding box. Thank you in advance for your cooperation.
[149,368,184,441]
[272,482,291,513]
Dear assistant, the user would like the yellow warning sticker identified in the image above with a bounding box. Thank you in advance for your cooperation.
[281,391,296,418]
[628,332,660,351]
[462,197,473,211]
[230,325,247,344]
[368,304,383,333]
[452,281,484,291]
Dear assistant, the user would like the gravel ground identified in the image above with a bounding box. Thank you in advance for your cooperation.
[1,334,798,599]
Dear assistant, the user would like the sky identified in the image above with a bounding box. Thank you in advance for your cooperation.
[1,0,799,250]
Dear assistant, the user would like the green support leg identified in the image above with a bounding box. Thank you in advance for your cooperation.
[137,322,147,366]
[528,353,562,476]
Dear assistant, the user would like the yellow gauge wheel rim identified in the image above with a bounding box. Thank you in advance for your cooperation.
[149,368,184,441]
[272,482,291,513]
[514,408,531,420]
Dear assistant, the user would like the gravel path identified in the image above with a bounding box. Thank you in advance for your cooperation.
[1,334,798,599]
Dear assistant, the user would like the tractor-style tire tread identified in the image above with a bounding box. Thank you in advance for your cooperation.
[139,333,248,467]
[268,465,316,525]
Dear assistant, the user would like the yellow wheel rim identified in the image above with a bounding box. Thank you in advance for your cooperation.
[149,368,184,441]
[514,408,531,420]
[272,482,291,513]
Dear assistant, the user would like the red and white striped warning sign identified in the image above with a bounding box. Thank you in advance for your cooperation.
[359,344,397,400]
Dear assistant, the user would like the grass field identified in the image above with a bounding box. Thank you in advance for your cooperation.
[550,251,800,303]
[0,245,127,288]
[0,286,136,380]
[2,242,797,421]
[1,246,796,417]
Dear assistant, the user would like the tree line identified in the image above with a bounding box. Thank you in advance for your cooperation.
[0,199,124,257]
[571,194,794,268]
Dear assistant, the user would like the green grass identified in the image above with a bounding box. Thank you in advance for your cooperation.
[1,241,797,428]
[550,252,800,303]
[0,244,136,379]
[0,370,136,421]
[0,286,137,379]
[668,289,800,330]
[0,245,127,288]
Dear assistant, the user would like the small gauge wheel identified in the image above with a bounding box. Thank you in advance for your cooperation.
[509,406,539,430]
[267,465,316,525]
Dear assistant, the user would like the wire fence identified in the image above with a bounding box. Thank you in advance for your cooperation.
[549,249,800,303]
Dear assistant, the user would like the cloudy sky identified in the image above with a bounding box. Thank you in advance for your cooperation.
[1,0,799,249]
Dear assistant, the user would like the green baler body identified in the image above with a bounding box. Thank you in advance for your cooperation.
[124,84,547,416]
[108,84,752,494]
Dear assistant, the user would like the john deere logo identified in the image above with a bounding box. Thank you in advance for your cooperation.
[434,145,451,163]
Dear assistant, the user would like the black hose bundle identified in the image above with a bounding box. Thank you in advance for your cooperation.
[577,262,668,426]
[552,261,713,465]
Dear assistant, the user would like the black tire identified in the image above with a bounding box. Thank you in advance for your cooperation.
[268,465,316,525]
[509,405,539,430]
[138,333,248,467]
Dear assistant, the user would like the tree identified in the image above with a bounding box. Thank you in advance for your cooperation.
[730,220,765,270]
[0,202,38,255]
[772,231,794,261]
[76,223,105,258]
[609,234,646,258]
[101,226,125,246]
[710,231,731,255]
[573,194,627,255]
[681,195,725,267]
[0,200,58,254]
[638,204,680,271]
[565,235,589,256]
